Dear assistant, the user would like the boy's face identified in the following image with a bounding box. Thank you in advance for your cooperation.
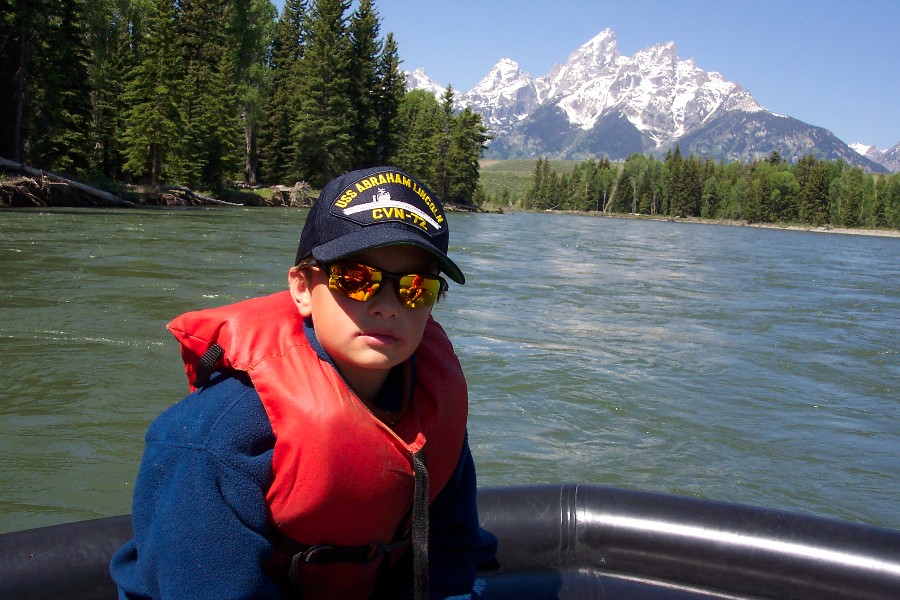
[290,244,438,391]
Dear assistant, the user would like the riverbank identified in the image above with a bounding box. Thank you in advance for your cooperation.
[0,159,319,208]
[2,161,895,238]
[649,215,900,239]
[490,206,900,239]
[744,221,900,238]
[638,214,900,239]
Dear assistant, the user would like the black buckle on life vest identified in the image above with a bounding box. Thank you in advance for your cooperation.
[288,528,411,568]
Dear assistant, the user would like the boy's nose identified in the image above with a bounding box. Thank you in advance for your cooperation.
[367,285,402,319]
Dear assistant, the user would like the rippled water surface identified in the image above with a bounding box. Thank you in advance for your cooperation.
[1,208,897,533]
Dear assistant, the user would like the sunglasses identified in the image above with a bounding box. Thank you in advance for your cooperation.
[320,261,447,309]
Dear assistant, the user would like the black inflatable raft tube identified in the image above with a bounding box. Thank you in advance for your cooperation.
[1,484,898,599]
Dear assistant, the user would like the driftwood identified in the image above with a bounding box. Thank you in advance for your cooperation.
[0,157,136,208]
[0,175,45,206]
[158,185,243,207]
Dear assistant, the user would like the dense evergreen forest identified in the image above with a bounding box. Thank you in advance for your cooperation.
[2,0,897,229]
[513,151,900,230]
[0,0,489,203]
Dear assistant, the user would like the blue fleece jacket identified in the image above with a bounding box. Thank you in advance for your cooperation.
[110,324,497,599]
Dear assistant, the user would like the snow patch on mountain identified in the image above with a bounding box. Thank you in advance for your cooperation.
[405,68,445,97]
[851,142,877,156]
[852,142,900,172]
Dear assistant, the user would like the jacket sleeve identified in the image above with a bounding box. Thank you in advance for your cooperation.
[110,373,281,599]
[426,433,499,600]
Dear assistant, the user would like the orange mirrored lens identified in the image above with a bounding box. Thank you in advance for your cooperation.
[397,274,441,308]
[328,263,382,301]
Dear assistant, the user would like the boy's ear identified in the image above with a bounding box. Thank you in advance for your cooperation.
[288,267,313,317]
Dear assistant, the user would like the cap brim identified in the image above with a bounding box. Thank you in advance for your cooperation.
[311,227,465,284]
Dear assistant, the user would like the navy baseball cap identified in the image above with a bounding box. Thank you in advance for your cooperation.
[295,167,465,284]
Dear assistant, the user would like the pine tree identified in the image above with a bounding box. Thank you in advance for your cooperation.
[372,32,404,165]
[26,0,93,173]
[183,55,243,187]
[835,167,866,227]
[443,106,489,205]
[258,0,307,183]
[177,0,242,187]
[644,157,668,216]
[745,162,771,223]
[873,175,888,228]
[86,0,137,179]
[665,146,686,216]
[797,156,830,225]
[0,0,29,160]
[523,157,546,209]
[770,169,800,222]
[1,0,92,169]
[565,160,591,211]
[433,86,456,200]
[529,157,557,210]
[121,0,182,185]
[393,89,441,184]
[231,0,277,185]
[881,174,900,229]
[347,0,380,170]
[293,0,353,186]
[683,156,703,217]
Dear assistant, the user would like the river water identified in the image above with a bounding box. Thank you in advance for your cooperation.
[1,208,898,534]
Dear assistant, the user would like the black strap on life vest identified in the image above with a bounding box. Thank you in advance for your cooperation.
[411,448,430,600]
[193,343,224,387]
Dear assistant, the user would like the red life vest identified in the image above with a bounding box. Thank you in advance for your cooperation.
[167,291,468,599]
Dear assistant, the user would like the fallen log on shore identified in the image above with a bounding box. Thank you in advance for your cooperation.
[0,157,137,208]
[158,185,243,207]
[0,158,266,208]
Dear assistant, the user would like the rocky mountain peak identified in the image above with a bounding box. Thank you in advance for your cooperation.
[470,58,530,95]
[404,29,893,172]
[542,28,621,100]
[405,67,445,96]
[570,27,621,69]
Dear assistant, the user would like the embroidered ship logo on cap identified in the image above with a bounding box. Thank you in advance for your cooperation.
[331,171,446,235]
[342,188,442,231]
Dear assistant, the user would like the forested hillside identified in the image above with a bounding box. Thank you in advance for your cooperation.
[0,0,488,203]
[484,152,900,230]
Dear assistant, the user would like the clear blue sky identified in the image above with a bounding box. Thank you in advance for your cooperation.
[274,0,900,149]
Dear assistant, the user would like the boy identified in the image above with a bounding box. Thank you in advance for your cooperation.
[110,167,498,599]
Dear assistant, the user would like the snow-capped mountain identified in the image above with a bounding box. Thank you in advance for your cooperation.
[454,59,542,132]
[405,67,446,97]
[531,30,764,146]
[407,29,891,172]
[852,142,900,173]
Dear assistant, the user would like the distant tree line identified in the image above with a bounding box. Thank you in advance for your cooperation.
[518,150,900,230]
[0,0,489,201]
